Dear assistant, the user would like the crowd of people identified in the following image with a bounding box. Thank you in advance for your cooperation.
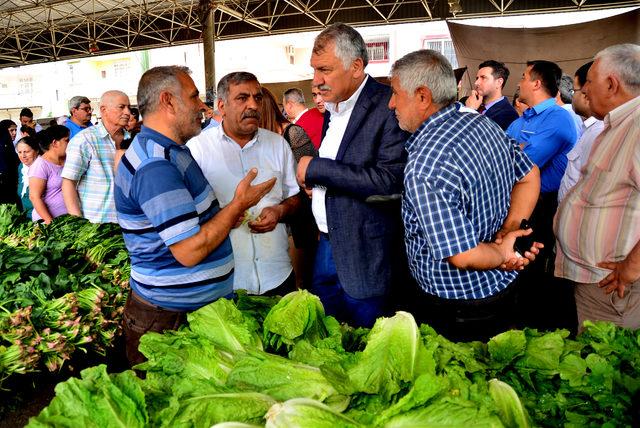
[0,23,638,367]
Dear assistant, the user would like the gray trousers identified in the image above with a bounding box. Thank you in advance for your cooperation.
[574,279,640,333]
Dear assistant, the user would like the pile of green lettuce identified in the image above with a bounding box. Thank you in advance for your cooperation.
[28,290,640,427]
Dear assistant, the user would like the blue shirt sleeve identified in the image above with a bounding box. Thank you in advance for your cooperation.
[132,159,200,246]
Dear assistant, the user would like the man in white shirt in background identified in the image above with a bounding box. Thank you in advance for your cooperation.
[557,61,604,203]
[557,74,585,141]
[187,71,300,296]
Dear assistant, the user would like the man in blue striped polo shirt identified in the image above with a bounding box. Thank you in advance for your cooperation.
[115,66,275,366]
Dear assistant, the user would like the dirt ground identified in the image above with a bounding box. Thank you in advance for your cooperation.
[0,339,128,427]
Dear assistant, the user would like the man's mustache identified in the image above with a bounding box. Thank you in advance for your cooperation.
[242,110,260,120]
[317,84,331,91]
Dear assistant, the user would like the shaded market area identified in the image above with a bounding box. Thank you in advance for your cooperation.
[1,1,640,427]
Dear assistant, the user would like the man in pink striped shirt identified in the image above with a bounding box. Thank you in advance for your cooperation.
[554,43,640,332]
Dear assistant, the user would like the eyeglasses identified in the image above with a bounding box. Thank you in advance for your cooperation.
[76,106,93,112]
[569,88,582,96]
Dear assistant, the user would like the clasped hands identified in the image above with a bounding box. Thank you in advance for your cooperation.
[494,228,544,271]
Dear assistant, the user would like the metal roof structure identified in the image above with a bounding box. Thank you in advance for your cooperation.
[1,0,638,69]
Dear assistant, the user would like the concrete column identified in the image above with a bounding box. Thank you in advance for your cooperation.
[203,9,216,103]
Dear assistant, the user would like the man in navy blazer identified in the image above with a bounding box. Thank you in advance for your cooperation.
[465,60,519,130]
[296,23,408,328]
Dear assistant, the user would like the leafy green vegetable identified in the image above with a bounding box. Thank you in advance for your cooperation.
[136,330,234,390]
[488,331,526,368]
[488,379,530,428]
[227,350,349,410]
[380,397,504,428]
[27,365,147,428]
[188,298,262,353]
[22,287,640,428]
[265,398,363,428]
[155,380,276,428]
[262,290,333,352]
[347,312,434,400]
[375,372,450,424]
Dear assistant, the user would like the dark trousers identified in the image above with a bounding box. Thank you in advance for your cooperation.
[407,280,519,342]
[262,271,297,297]
[122,292,188,368]
[516,191,577,333]
[310,233,389,328]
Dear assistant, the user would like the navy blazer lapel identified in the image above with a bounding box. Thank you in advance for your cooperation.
[336,77,377,161]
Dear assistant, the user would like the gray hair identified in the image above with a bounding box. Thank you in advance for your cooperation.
[68,96,91,113]
[137,66,190,117]
[313,23,369,69]
[595,43,640,94]
[217,72,259,102]
[390,49,458,107]
[283,88,305,104]
[558,74,574,104]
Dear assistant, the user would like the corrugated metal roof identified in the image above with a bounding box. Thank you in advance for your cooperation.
[0,0,638,68]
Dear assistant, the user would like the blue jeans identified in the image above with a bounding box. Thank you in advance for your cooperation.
[310,233,387,328]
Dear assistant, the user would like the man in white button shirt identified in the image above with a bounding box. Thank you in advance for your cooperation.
[296,23,409,327]
[187,71,301,296]
[557,61,604,203]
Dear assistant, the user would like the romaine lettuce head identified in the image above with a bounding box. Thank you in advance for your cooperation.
[187,297,262,353]
[136,330,234,386]
[226,350,349,410]
[27,365,148,428]
[265,398,363,428]
[347,311,435,400]
[262,290,330,352]
[488,378,531,428]
[155,381,276,428]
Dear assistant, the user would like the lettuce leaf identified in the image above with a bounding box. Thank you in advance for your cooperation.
[155,379,275,428]
[488,379,530,428]
[265,398,363,428]
[262,290,332,352]
[27,365,147,428]
[187,298,262,353]
[347,312,434,400]
[379,397,504,428]
[226,349,349,410]
[488,331,527,369]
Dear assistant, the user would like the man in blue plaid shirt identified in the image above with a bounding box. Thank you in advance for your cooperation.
[389,50,542,341]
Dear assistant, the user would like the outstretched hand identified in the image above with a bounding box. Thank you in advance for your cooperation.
[233,168,276,211]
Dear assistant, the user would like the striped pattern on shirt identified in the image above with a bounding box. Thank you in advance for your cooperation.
[555,96,640,283]
[403,103,534,300]
[60,122,122,223]
[115,126,234,311]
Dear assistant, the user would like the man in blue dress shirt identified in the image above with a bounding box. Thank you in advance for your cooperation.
[506,60,577,328]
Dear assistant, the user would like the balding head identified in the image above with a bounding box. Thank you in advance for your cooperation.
[584,43,640,119]
[99,90,131,129]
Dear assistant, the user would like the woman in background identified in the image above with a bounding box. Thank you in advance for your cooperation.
[29,125,69,224]
[15,136,40,218]
[259,88,317,161]
[259,87,318,290]
[0,119,18,143]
